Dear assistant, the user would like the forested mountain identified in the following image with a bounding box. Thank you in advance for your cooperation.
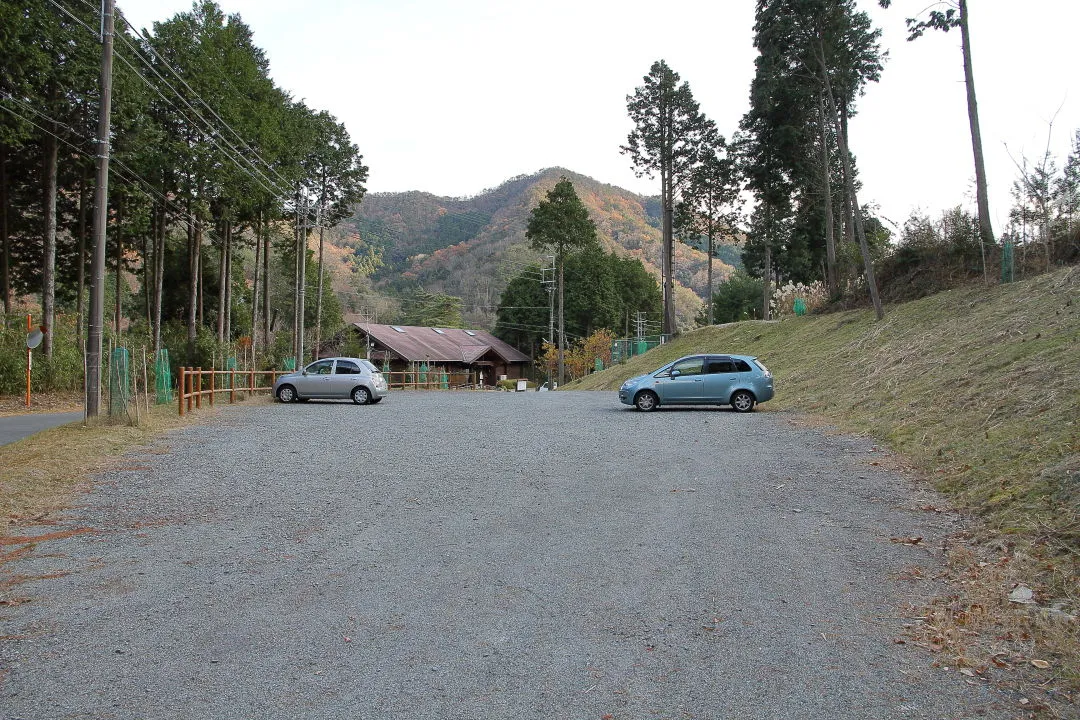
[343,168,741,330]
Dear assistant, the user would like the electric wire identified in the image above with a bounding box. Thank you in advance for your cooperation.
[54,0,294,202]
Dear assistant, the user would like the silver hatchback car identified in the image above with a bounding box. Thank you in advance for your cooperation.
[273,357,388,405]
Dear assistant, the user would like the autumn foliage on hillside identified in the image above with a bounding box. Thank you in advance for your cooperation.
[344,168,740,330]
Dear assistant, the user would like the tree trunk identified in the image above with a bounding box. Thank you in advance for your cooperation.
[706,226,714,326]
[187,212,199,349]
[661,188,675,336]
[1,146,10,315]
[42,122,59,358]
[315,221,325,362]
[262,206,271,350]
[152,198,165,354]
[216,219,226,344]
[841,104,855,247]
[114,193,124,336]
[762,238,772,321]
[818,94,838,296]
[225,219,233,346]
[144,205,153,330]
[819,40,884,320]
[76,169,89,349]
[959,0,994,250]
[251,208,261,352]
[557,256,565,386]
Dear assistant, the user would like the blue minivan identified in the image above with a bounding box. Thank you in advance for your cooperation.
[618,354,774,412]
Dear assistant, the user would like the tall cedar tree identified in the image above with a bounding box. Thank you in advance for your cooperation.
[676,134,739,325]
[743,0,886,318]
[525,178,597,385]
[622,60,715,335]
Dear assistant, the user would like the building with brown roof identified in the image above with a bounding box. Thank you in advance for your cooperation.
[352,323,532,386]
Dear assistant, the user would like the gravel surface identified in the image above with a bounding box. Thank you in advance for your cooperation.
[1,391,1014,719]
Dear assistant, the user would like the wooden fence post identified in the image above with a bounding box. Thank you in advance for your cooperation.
[230,367,236,403]
[195,367,202,409]
[209,367,215,407]
[178,367,185,417]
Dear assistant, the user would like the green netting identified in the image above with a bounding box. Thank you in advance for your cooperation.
[154,349,173,404]
[611,336,670,364]
[594,357,604,373]
[441,372,449,389]
[794,298,807,316]
[222,356,237,388]
[109,347,131,416]
[282,357,296,371]
[419,362,428,383]
[1001,239,1015,283]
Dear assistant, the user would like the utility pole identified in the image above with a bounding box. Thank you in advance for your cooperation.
[295,192,307,370]
[86,0,114,418]
[541,255,555,388]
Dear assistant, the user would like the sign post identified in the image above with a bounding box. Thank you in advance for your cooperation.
[26,315,31,407]
[25,316,45,407]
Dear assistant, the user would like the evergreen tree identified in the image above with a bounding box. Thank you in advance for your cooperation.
[525,177,597,385]
[622,60,715,335]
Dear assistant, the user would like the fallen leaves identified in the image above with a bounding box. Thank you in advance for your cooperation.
[890,536,923,545]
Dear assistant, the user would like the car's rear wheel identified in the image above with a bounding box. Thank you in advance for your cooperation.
[730,390,756,413]
[634,390,659,412]
[276,384,297,403]
[352,386,371,405]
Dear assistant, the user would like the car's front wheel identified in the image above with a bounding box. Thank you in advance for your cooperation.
[730,390,756,413]
[352,386,371,405]
[276,384,297,403]
[634,390,659,412]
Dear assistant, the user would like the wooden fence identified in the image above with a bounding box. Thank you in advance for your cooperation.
[177,367,495,415]
[178,367,289,416]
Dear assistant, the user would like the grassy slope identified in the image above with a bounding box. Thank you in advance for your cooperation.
[570,266,1080,547]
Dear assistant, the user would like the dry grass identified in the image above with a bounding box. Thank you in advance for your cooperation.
[0,401,213,539]
[0,391,84,417]
[568,266,1080,710]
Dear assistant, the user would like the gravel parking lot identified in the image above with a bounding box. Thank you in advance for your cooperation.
[1,390,1012,719]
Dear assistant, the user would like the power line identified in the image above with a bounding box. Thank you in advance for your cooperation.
[54,0,293,201]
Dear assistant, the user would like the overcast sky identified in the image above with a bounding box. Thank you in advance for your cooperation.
[120,0,1079,236]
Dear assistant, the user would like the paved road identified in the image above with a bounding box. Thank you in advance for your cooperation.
[0,410,83,447]
[0,392,1012,719]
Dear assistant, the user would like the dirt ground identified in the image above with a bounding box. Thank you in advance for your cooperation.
[0,392,84,417]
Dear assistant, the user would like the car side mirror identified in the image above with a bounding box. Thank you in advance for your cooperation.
[301,369,308,376]
[670,369,681,378]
